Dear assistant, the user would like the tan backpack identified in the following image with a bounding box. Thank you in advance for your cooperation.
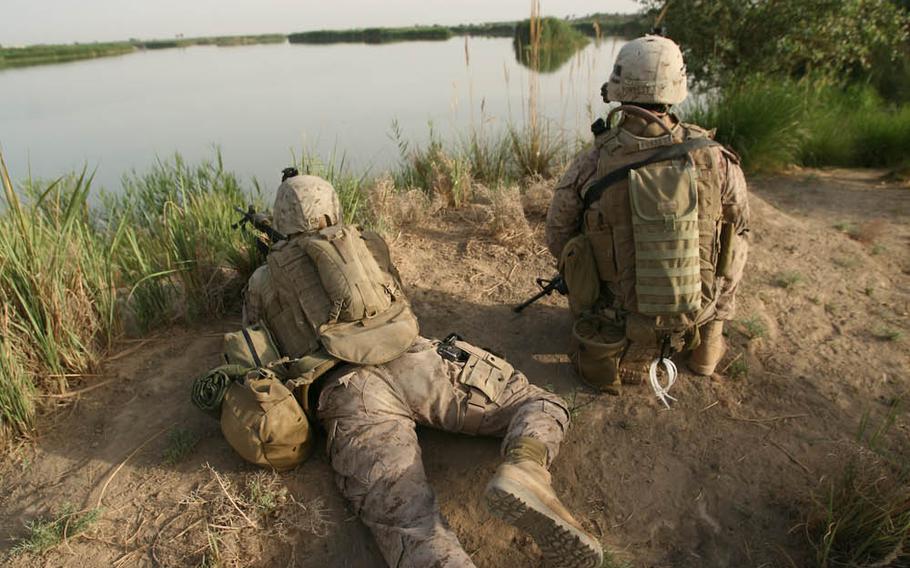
[266,225,419,367]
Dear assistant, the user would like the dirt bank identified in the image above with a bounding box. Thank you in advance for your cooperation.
[1,169,907,567]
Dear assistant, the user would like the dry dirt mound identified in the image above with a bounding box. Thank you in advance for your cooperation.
[1,169,907,567]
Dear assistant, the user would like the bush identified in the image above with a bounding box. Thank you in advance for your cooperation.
[685,78,806,172]
[685,77,910,171]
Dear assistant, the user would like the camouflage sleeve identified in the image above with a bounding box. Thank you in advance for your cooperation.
[545,147,599,259]
[243,265,270,327]
[719,149,750,235]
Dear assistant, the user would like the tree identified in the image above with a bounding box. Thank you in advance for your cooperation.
[639,0,909,84]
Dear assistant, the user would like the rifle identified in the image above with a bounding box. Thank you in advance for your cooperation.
[513,275,568,313]
[233,205,286,243]
[233,205,286,257]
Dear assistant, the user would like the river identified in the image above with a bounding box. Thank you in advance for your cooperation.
[0,36,627,193]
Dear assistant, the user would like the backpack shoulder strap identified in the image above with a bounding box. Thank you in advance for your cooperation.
[581,137,720,209]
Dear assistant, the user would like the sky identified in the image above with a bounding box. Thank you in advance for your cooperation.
[0,0,641,46]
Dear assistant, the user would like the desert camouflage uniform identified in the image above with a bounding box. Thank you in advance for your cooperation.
[546,114,750,321]
[245,268,570,568]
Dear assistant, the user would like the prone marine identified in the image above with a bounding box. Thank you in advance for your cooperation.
[198,171,604,568]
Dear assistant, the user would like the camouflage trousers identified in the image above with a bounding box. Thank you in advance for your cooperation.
[317,337,571,568]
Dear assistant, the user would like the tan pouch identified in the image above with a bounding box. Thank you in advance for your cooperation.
[320,300,419,365]
[453,341,514,435]
[573,315,627,395]
[558,234,600,317]
[220,370,314,471]
[583,209,618,281]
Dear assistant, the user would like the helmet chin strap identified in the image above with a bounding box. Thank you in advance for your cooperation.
[606,104,674,137]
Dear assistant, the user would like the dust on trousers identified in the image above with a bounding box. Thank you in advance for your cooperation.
[317,336,571,568]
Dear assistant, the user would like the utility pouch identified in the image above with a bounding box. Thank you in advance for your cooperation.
[558,234,600,317]
[584,209,618,282]
[716,222,735,278]
[572,315,627,395]
[223,323,282,372]
[445,337,514,435]
[220,369,314,471]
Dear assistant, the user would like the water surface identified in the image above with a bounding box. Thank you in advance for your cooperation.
[0,37,627,192]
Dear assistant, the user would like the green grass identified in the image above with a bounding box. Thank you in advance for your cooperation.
[728,357,748,380]
[0,35,286,70]
[873,327,903,342]
[0,151,261,441]
[739,315,767,339]
[10,505,102,555]
[808,404,910,567]
[773,271,803,289]
[162,427,200,464]
[0,42,135,68]
[684,77,910,172]
[289,26,452,44]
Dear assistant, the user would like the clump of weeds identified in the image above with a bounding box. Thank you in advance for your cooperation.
[773,271,804,289]
[10,504,102,555]
[162,427,200,465]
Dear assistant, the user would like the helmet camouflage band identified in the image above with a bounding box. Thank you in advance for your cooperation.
[272,175,343,237]
[606,35,688,105]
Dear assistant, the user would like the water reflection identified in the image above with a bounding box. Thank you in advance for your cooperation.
[512,18,591,74]
[0,37,626,193]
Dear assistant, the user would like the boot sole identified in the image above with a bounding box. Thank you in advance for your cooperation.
[486,480,603,568]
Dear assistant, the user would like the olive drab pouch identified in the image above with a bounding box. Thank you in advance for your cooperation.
[572,315,627,395]
[558,234,600,317]
[223,323,281,371]
[220,369,314,471]
[629,160,702,316]
[440,338,514,435]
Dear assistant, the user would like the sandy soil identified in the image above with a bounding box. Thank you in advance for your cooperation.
[1,169,908,568]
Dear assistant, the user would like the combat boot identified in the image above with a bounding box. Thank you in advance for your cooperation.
[485,437,603,568]
[688,319,726,376]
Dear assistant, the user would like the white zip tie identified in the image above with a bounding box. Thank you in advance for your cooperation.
[649,357,678,409]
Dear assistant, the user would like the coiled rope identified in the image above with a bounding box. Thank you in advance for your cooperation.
[649,357,678,409]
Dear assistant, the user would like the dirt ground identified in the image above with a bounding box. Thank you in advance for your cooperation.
[1,169,908,567]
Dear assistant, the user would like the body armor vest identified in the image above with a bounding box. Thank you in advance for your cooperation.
[263,226,419,369]
[581,121,724,334]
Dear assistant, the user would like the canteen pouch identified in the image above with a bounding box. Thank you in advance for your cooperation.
[220,370,314,471]
[451,340,513,435]
[223,324,281,371]
[573,315,627,395]
[558,234,600,317]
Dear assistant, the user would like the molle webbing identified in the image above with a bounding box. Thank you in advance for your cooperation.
[581,137,720,209]
[629,161,702,316]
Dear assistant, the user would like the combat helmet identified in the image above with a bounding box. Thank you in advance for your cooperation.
[605,35,688,105]
[272,174,343,237]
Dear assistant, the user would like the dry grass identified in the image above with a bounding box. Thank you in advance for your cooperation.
[156,464,333,566]
[364,176,445,233]
[850,219,887,245]
[481,184,532,243]
[521,175,555,218]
